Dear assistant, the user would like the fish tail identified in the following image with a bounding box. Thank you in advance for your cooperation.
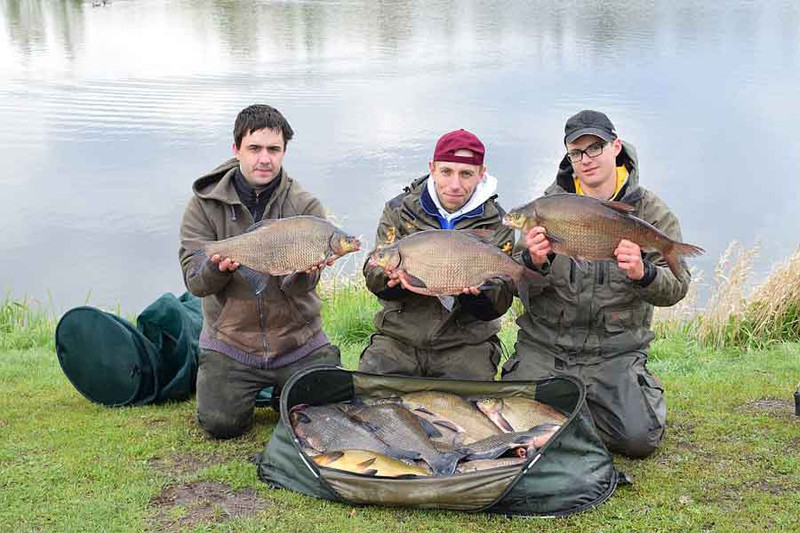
[430,450,465,476]
[664,241,705,277]
[515,267,545,310]
[183,240,211,273]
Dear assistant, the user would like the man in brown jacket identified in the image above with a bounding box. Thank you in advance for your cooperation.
[179,104,340,439]
[503,110,691,458]
[360,129,515,380]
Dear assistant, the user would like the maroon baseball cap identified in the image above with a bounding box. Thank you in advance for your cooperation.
[432,129,485,166]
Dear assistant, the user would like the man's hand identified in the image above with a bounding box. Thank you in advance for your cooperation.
[210,254,239,272]
[525,226,552,268]
[614,239,644,280]
[385,269,404,289]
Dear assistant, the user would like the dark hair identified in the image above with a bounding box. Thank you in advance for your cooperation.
[233,104,294,149]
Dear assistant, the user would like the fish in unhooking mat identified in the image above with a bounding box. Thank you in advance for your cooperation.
[368,229,544,310]
[290,404,419,463]
[475,397,568,433]
[456,457,526,473]
[184,215,361,295]
[458,424,562,460]
[399,391,503,445]
[346,403,464,475]
[503,193,704,277]
[312,449,430,478]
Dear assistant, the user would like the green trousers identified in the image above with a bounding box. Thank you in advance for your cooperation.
[502,350,666,458]
[196,344,341,439]
[358,334,502,381]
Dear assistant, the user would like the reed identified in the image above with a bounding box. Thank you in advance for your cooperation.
[0,292,57,351]
[742,246,800,347]
[319,272,380,347]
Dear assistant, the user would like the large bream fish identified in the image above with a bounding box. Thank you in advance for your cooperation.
[184,215,361,294]
[503,193,704,277]
[368,229,543,310]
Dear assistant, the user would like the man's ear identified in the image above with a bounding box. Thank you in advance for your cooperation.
[232,141,240,159]
[428,160,436,174]
[611,138,622,157]
[478,165,487,181]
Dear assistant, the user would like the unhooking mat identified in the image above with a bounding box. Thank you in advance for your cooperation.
[256,365,621,517]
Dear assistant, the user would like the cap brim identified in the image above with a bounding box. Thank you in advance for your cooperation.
[564,127,614,145]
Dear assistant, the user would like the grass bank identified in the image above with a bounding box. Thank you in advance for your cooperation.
[2,311,800,531]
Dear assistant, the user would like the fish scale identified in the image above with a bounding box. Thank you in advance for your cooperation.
[201,216,341,275]
[397,231,525,293]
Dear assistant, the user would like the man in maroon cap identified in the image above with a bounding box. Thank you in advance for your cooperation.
[359,129,516,380]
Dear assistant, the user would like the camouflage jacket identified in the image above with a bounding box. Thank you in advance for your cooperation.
[515,141,691,363]
[364,175,515,350]
[179,159,328,368]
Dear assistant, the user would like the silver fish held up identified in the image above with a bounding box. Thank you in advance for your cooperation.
[183,215,361,295]
[503,193,704,277]
[368,229,544,310]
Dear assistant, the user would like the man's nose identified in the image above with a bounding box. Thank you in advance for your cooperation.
[443,174,461,189]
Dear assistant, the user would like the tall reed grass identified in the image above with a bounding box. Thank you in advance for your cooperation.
[654,242,800,350]
[0,293,57,350]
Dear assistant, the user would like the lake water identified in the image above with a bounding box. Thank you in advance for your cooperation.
[2,0,799,313]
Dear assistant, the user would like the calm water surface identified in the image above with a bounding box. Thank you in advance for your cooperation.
[2,0,799,312]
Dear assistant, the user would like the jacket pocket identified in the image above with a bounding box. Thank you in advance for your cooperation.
[213,297,265,351]
[637,369,666,436]
[603,305,646,334]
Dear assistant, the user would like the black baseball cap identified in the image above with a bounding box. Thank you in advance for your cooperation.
[564,110,617,145]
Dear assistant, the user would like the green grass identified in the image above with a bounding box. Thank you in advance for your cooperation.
[3,292,800,531]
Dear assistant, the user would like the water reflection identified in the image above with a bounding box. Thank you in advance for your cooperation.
[1,0,799,312]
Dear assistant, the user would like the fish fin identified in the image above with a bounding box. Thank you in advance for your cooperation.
[360,420,381,433]
[664,241,705,277]
[395,473,422,479]
[394,449,423,461]
[183,242,211,274]
[415,417,443,439]
[544,231,565,246]
[182,239,210,253]
[413,407,436,417]
[314,451,343,466]
[515,267,546,311]
[432,420,462,433]
[462,229,496,242]
[280,271,301,290]
[493,414,515,433]
[244,219,278,233]
[403,272,428,288]
[437,295,455,312]
[361,469,379,476]
[600,199,636,214]
[356,457,377,469]
[237,265,269,295]
[462,448,504,461]
[430,450,465,476]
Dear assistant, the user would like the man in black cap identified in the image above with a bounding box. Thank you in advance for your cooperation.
[502,110,692,458]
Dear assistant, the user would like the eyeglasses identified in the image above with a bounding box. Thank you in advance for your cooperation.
[566,140,609,164]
